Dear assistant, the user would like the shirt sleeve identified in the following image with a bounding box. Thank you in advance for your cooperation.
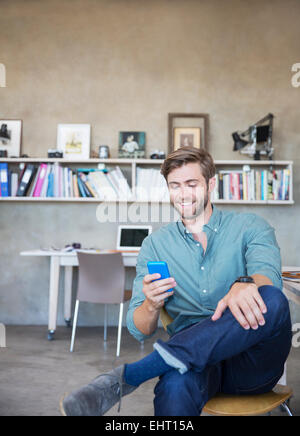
[244,215,283,290]
[126,235,158,342]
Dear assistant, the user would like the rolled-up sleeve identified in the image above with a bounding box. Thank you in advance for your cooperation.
[245,216,283,290]
[126,235,157,342]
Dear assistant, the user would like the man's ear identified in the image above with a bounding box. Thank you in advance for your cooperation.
[208,177,216,193]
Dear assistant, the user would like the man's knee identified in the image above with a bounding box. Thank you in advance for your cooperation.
[258,285,290,325]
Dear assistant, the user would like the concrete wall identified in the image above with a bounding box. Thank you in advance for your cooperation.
[0,0,299,327]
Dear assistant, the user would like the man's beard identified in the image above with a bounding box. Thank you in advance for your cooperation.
[173,190,209,221]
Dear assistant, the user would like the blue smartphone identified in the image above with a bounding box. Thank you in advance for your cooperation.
[147,261,174,292]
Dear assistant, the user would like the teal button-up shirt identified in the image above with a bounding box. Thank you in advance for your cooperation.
[126,205,283,341]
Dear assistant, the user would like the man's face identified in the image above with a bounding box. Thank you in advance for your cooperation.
[167,162,213,220]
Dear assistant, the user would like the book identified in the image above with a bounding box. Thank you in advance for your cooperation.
[0,163,9,197]
[16,164,36,196]
[46,166,54,197]
[33,163,48,197]
[88,171,118,200]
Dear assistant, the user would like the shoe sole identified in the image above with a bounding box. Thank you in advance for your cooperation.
[59,393,68,416]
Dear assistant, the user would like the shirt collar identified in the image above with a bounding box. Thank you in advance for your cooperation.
[177,205,222,238]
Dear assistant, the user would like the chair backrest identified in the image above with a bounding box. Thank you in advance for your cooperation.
[76,252,126,304]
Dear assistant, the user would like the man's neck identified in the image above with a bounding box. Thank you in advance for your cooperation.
[182,202,213,235]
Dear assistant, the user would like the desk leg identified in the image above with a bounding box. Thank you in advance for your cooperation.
[48,256,60,340]
[64,266,73,327]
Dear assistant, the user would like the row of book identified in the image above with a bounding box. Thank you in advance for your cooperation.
[0,162,133,200]
[135,167,169,201]
[0,163,291,202]
[211,169,291,201]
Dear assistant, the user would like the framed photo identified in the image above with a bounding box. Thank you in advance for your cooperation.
[168,113,209,153]
[118,131,146,158]
[0,119,22,157]
[174,127,201,150]
[57,124,91,160]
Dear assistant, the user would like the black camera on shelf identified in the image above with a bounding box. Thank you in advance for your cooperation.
[0,150,8,158]
[48,149,64,158]
[150,150,166,159]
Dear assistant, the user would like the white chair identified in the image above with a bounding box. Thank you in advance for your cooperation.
[70,252,131,357]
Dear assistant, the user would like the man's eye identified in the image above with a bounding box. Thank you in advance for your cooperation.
[188,184,197,188]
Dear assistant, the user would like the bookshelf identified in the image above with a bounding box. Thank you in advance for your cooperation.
[0,157,294,205]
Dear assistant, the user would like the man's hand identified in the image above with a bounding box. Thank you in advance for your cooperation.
[211,282,267,330]
[142,273,176,312]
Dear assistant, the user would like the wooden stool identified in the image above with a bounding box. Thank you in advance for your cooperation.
[202,384,293,416]
[160,307,293,416]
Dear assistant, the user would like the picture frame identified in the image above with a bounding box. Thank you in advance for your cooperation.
[57,124,91,160]
[118,131,146,158]
[168,113,209,153]
[0,119,22,157]
[173,127,201,150]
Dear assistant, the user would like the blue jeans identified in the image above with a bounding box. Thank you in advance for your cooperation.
[153,285,292,416]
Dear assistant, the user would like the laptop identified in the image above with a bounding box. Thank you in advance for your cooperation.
[116,225,152,251]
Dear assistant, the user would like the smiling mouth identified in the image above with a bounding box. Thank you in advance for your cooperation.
[179,201,195,207]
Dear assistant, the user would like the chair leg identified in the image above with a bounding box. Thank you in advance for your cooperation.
[70,300,80,352]
[104,304,108,342]
[281,401,293,416]
[116,303,124,357]
[0,323,6,348]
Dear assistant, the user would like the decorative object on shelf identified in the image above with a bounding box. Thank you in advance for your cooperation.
[150,150,165,159]
[118,131,145,158]
[0,150,8,157]
[232,113,274,160]
[57,124,91,160]
[48,149,63,158]
[174,127,201,150]
[168,113,209,153]
[0,119,22,157]
[98,145,110,159]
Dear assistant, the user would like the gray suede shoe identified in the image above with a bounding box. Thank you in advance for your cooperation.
[60,365,137,416]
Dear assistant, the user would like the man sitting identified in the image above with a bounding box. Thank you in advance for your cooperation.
[61,146,291,416]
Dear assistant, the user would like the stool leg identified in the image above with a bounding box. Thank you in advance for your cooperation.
[282,401,293,416]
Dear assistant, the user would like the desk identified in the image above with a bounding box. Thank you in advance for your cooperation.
[20,249,139,340]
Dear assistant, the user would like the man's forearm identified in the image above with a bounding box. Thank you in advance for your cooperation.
[133,300,161,336]
[251,273,273,288]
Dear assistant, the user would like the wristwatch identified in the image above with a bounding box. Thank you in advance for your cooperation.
[230,276,255,289]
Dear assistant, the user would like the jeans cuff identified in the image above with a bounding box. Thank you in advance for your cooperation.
[153,340,189,374]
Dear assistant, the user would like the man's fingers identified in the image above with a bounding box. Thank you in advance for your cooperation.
[252,291,267,314]
[151,282,176,295]
[244,295,266,327]
[229,303,250,330]
[143,273,161,284]
[212,299,227,321]
[239,300,259,329]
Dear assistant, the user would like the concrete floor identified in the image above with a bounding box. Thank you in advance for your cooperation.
[0,325,299,416]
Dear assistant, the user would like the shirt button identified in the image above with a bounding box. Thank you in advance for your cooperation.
[196,243,200,246]
[214,228,218,232]
[201,266,205,270]
[202,289,207,293]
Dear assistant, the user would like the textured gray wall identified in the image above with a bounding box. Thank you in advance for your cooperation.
[0,0,299,327]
